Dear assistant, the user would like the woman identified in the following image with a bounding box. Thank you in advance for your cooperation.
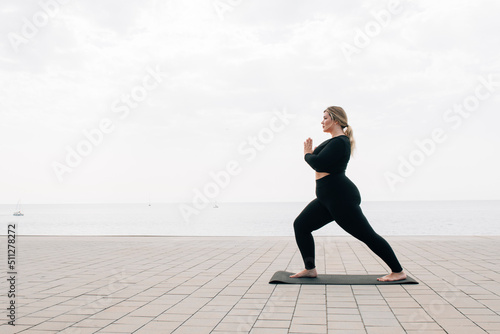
[290,106,406,282]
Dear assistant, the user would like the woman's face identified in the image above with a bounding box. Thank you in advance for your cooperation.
[321,111,335,133]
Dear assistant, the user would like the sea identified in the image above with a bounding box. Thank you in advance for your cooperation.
[1,201,499,236]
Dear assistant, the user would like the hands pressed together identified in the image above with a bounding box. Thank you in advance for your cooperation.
[304,137,315,155]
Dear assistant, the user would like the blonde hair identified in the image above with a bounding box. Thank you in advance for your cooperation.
[325,106,356,155]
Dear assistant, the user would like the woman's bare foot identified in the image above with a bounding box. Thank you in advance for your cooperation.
[377,270,407,282]
[289,268,318,278]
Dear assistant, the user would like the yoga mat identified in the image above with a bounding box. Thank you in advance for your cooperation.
[269,271,418,285]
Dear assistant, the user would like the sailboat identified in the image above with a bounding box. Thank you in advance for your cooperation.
[13,200,24,216]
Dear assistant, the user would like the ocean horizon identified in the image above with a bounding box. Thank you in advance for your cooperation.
[1,200,499,236]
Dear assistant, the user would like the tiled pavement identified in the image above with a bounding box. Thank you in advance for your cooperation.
[1,236,499,333]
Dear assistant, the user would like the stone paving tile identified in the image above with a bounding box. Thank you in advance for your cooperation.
[134,320,183,333]
[249,328,289,334]
[0,236,499,334]
[289,323,327,333]
[22,320,71,332]
[329,320,366,330]
[365,327,406,334]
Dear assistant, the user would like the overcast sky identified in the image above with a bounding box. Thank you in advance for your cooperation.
[1,0,499,204]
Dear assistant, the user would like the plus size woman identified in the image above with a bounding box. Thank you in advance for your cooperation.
[290,106,406,282]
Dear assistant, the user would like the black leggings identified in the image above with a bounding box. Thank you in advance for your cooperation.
[293,173,403,272]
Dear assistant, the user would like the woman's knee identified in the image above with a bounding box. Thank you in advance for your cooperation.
[293,216,309,234]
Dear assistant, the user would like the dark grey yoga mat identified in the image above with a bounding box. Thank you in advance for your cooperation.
[269,271,418,285]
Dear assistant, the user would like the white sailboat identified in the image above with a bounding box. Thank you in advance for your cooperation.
[13,199,24,216]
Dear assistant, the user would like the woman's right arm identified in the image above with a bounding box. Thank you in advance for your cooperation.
[304,139,345,171]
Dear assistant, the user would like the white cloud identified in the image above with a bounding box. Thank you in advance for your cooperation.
[1,0,499,203]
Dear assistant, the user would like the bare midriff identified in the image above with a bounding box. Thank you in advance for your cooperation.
[315,172,330,180]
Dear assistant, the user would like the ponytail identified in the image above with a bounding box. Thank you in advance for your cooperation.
[343,125,356,155]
